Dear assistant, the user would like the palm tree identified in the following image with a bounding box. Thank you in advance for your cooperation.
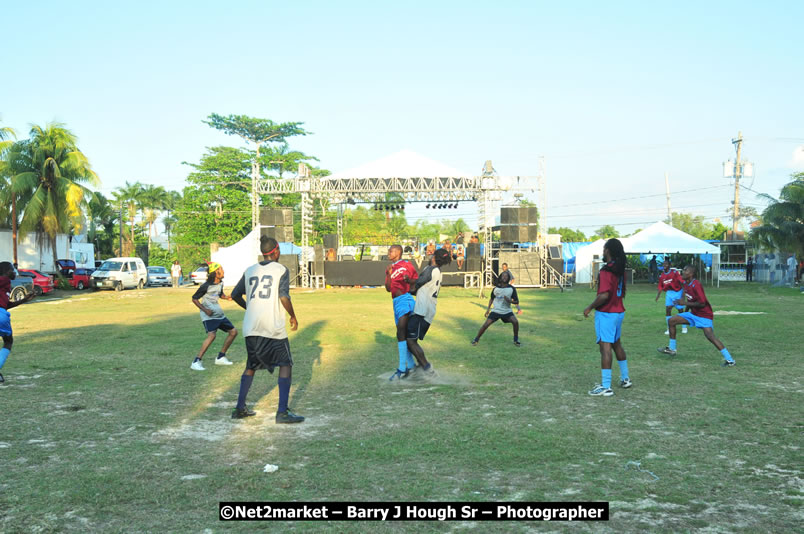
[751,174,804,257]
[113,181,143,255]
[5,123,99,267]
[87,192,117,257]
[139,184,168,251]
[163,190,181,252]
[0,119,19,262]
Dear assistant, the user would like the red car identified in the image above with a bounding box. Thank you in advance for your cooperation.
[18,269,55,295]
[55,259,94,290]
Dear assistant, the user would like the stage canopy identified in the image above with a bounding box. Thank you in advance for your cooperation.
[325,149,470,179]
[211,228,301,287]
[573,222,721,284]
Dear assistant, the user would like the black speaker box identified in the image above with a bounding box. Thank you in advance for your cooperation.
[259,208,293,227]
[527,206,539,223]
[500,207,519,224]
[465,243,481,258]
[278,255,299,286]
[323,234,338,251]
[313,244,325,261]
[466,257,481,272]
[528,224,539,242]
[261,226,294,243]
[501,226,529,242]
[312,260,325,276]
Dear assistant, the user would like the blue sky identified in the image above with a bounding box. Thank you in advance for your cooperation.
[3,1,802,235]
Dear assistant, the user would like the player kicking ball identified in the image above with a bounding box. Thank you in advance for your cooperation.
[385,244,419,380]
[190,262,237,370]
[657,265,736,367]
[583,238,632,397]
[407,248,451,375]
[471,270,521,347]
[655,259,687,335]
[230,236,304,423]
[0,261,36,384]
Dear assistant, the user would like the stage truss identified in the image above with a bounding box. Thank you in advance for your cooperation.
[254,163,545,288]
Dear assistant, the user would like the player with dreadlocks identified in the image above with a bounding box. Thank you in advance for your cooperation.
[583,238,632,396]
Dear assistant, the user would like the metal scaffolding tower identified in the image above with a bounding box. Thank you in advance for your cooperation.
[255,163,540,288]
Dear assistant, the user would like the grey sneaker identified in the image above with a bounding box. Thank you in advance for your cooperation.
[721,360,736,367]
[588,384,614,397]
[619,378,632,388]
[657,347,677,356]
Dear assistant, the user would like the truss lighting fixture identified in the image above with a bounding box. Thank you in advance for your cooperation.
[425,203,430,209]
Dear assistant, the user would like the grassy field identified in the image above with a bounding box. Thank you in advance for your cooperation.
[1,282,801,533]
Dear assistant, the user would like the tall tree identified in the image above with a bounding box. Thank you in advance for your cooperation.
[163,190,182,252]
[113,181,143,254]
[87,191,117,257]
[549,226,588,242]
[0,119,19,262]
[751,174,804,257]
[203,113,309,225]
[665,212,713,240]
[592,225,620,240]
[5,123,99,266]
[139,184,168,251]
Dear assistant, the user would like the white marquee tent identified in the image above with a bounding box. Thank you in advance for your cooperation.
[574,222,721,285]
[211,228,302,287]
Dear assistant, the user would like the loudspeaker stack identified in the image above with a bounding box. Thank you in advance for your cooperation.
[500,207,538,242]
[259,208,294,243]
[465,243,481,272]
[312,244,325,275]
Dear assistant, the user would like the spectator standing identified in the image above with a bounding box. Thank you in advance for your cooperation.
[171,260,182,288]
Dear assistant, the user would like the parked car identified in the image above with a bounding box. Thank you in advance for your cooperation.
[90,257,148,291]
[9,275,34,303]
[18,269,55,295]
[147,266,171,287]
[55,259,94,290]
[191,265,209,285]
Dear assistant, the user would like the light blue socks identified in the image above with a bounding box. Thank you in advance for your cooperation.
[406,350,416,370]
[669,339,677,351]
[0,348,9,369]
[721,348,734,362]
[601,369,612,389]
[617,359,629,380]
[397,341,407,371]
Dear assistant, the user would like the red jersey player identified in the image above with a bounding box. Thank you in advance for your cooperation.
[655,259,687,334]
[657,264,735,366]
[385,244,418,380]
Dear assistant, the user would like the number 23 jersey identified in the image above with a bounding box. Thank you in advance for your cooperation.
[235,261,291,340]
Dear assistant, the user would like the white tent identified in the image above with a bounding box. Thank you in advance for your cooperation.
[325,149,470,179]
[210,229,302,287]
[573,222,721,284]
[624,221,721,255]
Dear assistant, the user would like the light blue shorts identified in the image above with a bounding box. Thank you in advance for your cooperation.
[392,293,415,324]
[595,311,624,344]
[665,289,684,309]
[0,309,11,337]
[677,311,713,329]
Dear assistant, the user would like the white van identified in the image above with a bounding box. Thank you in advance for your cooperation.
[91,257,148,291]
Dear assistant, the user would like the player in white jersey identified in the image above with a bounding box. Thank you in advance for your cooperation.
[471,270,521,347]
[190,262,237,370]
[406,248,451,374]
[229,236,303,423]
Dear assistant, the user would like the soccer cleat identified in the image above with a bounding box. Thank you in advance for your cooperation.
[471,338,479,346]
[657,347,677,356]
[231,406,256,419]
[513,339,521,347]
[588,384,614,396]
[664,330,670,335]
[190,360,205,371]
[389,368,409,381]
[619,378,632,388]
[215,356,234,365]
[682,327,688,334]
[276,410,305,424]
[721,360,736,367]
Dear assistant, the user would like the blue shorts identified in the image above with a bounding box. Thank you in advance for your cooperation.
[0,309,11,337]
[677,311,713,329]
[202,317,235,333]
[664,289,684,309]
[392,293,416,324]
[595,311,624,344]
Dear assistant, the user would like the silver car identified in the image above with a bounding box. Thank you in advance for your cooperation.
[147,266,171,287]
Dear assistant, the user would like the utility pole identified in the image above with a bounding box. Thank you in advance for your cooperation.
[119,201,123,256]
[664,172,672,226]
[731,131,743,239]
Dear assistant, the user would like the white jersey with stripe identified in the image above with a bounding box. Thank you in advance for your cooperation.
[413,266,442,323]
[237,261,291,339]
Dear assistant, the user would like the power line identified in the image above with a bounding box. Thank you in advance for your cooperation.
[547,185,731,210]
